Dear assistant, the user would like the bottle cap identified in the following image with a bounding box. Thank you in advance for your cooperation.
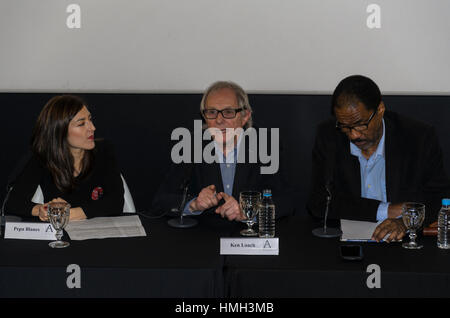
[443,198,450,206]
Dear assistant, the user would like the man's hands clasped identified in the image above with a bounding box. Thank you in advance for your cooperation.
[189,184,245,221]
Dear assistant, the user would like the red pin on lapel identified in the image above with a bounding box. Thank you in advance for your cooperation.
[91,187,104,200]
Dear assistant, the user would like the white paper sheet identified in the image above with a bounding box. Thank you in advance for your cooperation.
[65,215,147,241]
[340,219,383,242]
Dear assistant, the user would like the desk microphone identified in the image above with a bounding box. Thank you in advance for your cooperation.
[1,183,23,237]
[1,184,14,227]
[1,153,30,235]
[312,180,342,238]
[167,164,198,228]
[312,141,342,238]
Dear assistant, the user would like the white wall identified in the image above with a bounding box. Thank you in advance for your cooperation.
[1,0,449,94]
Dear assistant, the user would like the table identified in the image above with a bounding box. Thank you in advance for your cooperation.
[1,214,449,298]
[0,214,231,298]
[224,217,450,298]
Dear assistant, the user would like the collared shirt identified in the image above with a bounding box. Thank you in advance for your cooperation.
[350,119,389,221]
[183,135,242,215]
[216,145,238,197]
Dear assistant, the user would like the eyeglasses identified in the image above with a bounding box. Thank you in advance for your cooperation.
[202,108,243,119]
[335,109,377,133]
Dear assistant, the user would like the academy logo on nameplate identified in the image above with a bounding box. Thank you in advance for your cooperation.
[220,238,279,255]
[4,222,57,240]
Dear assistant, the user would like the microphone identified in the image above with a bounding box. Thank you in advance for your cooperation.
[1,153,30,235]
[312,141,342,238]
[1,184,14,227]
[167,164,198,228]
[312,181,342,238]
[1,183,23,237]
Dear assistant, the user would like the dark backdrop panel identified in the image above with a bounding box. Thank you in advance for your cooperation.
[1,93,449,215]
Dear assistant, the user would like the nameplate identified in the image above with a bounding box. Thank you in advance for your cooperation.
[4,222,57,240]
[220,238,279,255]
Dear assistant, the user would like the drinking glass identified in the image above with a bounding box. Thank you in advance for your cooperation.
[401,202,425,249]
[47,202,71,248]
[239,191,261,236]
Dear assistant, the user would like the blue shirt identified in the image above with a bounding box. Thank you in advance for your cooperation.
[350,119,389,221]
[218,150,237,197]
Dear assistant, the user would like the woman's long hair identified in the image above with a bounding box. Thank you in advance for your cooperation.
[31,95,94,192]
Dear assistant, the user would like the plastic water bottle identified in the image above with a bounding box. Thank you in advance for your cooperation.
[259,189,275,238]
[437,198,450,249]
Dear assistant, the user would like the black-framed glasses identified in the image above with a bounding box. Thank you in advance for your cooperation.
[335,109,377,133]
[202,108,243,119]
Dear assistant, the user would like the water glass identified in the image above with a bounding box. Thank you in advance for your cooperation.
[401,202,425,249]
[48,202,71,248]
[239,191,261,236]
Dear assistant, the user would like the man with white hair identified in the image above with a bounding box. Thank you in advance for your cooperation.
[153,81,293,222]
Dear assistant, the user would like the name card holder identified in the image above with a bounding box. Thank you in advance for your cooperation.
[4,222,57,240]
[220,237,279,255]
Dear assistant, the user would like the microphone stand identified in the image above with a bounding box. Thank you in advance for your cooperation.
[1,185,22,237]
[1,152,31,236]
[312,183,342,238]
[167,178,198,229]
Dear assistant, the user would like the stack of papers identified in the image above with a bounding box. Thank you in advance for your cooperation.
[65,215,147,241]
[340,219,382,242]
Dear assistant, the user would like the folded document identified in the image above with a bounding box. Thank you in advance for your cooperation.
[65,215,147,241]
[340,219,382,242]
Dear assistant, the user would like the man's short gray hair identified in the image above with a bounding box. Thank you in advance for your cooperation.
[200,81,253,129]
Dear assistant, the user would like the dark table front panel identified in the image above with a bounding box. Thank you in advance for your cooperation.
[0,214,231,298]
[224,217,450,297]
[0,214,449,297]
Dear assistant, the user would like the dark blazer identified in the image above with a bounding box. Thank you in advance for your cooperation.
[152,129,294,219]
[6,140,124,219]
[307,111,450,225]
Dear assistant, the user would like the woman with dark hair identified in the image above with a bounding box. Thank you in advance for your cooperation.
[6,95,124,221]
